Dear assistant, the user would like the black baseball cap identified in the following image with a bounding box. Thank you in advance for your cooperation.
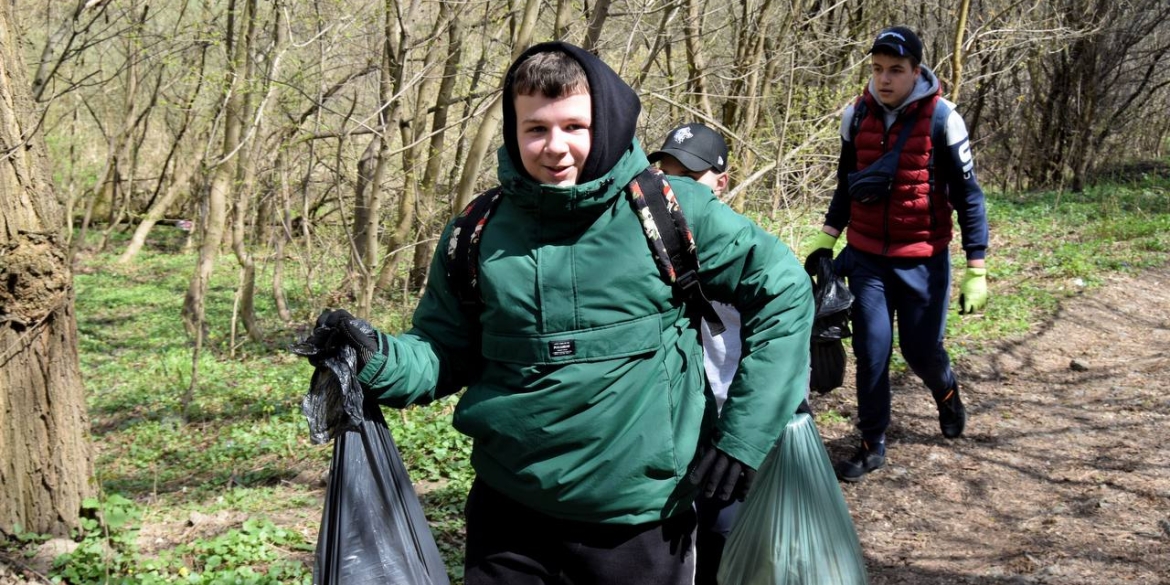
[648,123,728,173]
[868,26,923,64]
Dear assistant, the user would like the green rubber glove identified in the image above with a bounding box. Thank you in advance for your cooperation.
[958,267,988,314]
[804,231,838,255]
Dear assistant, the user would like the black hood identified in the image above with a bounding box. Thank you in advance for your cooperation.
[501,42,642,185]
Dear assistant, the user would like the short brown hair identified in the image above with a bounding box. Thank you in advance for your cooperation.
[511,51,589,99]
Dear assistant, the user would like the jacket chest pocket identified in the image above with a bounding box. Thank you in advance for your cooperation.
[481,312,663,366]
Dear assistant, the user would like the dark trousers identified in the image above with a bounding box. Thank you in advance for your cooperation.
[836,246,957,443]
[694,495,739,585]
[464,479,697,585]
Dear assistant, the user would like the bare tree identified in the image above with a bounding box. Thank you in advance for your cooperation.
[75,0,148,249]
[682,0,715,121]
[453,0,542,213]
[116,35,212,264]
[583,0,613,51]
[6,0,1170,361]
[374,9,450,294]
[951,0,972,102]
[229,2,289,344]
[181,0,257,410]
[402,9,465,291]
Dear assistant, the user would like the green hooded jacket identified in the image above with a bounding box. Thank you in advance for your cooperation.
[357,42,812,525]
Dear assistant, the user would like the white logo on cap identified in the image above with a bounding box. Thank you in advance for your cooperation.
[878,31,907,42]
[672,127,694,144]
[717,156,724,166]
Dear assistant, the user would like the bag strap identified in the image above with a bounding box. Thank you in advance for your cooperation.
[627,167,726,335]
[888,105,920,156]
[848,96,867,143]
[850,94,919,156]
[926,97,952,191]
[447,187,503,310]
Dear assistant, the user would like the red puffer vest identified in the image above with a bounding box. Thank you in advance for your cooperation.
[847,88,952,257]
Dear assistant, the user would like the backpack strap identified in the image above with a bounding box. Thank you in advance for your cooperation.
[447,187,503,310]
[627,167,726,335]
[926,96,952,193]
[848,96,868,143]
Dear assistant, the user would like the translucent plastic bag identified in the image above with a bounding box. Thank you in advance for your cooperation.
[291,323,450,585]
[717,413,867,585]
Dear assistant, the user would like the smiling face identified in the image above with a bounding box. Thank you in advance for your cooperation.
[870,52,921,109]
[515,91,593,186]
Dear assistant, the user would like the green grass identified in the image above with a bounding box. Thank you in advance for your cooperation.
[22,162,1170,582]
[945,176,1170,355]
[60,225,474,582]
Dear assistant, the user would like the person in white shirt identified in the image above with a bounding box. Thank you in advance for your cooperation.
[650,123,741,585]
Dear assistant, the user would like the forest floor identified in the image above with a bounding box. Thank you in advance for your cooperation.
[812,265,1170,584]
[3,267,1169,584]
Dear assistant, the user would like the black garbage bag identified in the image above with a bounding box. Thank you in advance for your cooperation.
[807,254,853,340]
[806,254,853,394]
[809,340,846,393]
[290,322,450,585]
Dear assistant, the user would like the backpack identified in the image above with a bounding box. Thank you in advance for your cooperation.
[446,167,726,335]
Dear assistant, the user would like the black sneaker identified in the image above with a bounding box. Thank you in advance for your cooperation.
[835,441,886,482]
[937,386,967,439]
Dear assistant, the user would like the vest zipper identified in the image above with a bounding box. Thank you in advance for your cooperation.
[881,119,895,255]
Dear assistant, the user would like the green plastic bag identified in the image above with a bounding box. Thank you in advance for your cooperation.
[717,413,868,585]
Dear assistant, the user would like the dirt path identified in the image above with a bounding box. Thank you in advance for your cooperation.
[814,266,1170,584]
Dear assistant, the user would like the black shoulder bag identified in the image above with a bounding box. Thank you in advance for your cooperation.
[847,108,920,205]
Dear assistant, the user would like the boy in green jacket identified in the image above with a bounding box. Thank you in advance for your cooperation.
[313,42,813,584]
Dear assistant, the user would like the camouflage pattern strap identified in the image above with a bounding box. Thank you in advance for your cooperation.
[447,187,503,309]
[628,167,726,335]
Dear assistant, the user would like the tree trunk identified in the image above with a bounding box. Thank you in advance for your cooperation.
[633,1,681,89]
[272,152,293,323]
[230,1,285,343]
[682,0,715,121]
[453,0,542,213]
[117,143,206,263]
[0,1,92,538]
[447,2,503,193]
[951,0,972,102]
[408,12,464,291]
[582,0,612,51]
[375,4,443,295]
[181,0,254,408]
[554,0,572,40]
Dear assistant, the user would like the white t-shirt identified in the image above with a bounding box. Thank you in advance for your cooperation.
[700,302,743,412]
[701,302,810,413]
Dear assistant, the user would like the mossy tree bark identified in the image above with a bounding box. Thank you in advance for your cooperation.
[0,1,93,538]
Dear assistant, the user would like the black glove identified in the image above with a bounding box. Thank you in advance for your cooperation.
[688,445,757,502]
[803,247,834,276]
[308,308,379,370]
